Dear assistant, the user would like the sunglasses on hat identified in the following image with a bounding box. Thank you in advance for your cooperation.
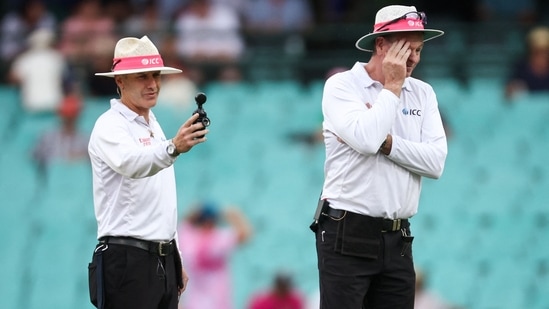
[375,11,427,32]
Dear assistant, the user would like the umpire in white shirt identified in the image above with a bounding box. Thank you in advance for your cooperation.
[88,35,208,309]
[313,5,447,309]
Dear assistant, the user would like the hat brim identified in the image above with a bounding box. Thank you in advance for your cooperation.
[355,29,444,52]
[95,66,182,77]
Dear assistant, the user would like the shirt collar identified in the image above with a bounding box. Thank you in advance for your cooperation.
[351,61,412,92]
[110,98,156,123]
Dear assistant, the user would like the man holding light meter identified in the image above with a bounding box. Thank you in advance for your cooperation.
[88,35,209,309]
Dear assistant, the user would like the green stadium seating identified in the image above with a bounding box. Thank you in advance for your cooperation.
[2,79,548,309]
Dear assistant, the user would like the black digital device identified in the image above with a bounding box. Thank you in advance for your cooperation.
[193,92,210,128]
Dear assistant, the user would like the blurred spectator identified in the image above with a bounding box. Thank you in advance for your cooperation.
[8,28,68,114]
[414,268,453,309]
[243,0,313,34]
[505,26,549,100]
[32,94,89,176]
[133,0,187,22]
[475,0,538,24]
[0,0,56,80]
[58,0,116,84]
[178,202,252,309]
[104,0,133,26]
[122,0,169,44]
[157,35,198,110]
[242,0,312,79]
[173,0,244,83]
[309,0,354,24]
[37,0,80,21]
[248,271,305,309]
[174,0,244,59]
[212,0,247,16]
[84,36,118,97]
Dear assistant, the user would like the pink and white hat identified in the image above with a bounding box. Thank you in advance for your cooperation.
[95,35,182,77]
[355,5,444,52]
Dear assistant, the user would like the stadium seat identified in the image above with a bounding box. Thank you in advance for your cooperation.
[2,76,549,309]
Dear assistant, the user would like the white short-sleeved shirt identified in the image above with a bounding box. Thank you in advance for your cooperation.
[321,62,447,219]
[88,99,179,242]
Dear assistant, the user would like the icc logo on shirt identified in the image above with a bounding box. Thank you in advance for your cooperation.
[402,108,421,116]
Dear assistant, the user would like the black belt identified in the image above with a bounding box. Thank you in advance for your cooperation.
[100,236,175,256]
[323,206,408,232]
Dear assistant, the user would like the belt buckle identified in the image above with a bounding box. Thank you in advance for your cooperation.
[158,242,169,256]
[392,219,401,231]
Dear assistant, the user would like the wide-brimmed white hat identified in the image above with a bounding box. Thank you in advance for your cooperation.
[355,5,444,52]
[95,35,182,77]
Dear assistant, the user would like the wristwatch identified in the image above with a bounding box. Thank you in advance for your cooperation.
[166,140,179,157]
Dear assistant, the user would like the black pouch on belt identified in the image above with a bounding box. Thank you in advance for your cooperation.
[335,211,382,259]
[173,242,184,290]
[88,243,107,309]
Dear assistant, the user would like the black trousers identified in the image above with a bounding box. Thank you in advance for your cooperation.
[101,244,179,309]
[316,212,416,309]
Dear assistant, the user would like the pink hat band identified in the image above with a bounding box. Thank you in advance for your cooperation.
[374,17,425,33]
[112,55,165,72]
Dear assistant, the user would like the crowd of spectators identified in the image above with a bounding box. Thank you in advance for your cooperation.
[0,0,548,91]
[0,0,316,89]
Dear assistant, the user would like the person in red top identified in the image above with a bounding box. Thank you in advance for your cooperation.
[248,272,304,309]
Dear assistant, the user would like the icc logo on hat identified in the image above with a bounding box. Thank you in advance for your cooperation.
[141,57,161,65]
